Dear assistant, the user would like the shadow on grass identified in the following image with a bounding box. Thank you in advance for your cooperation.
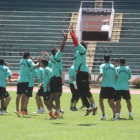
[78,123,96,126]
[51,122,65,125]
[0,114,7,116]
[23,116,32,118]
[28,114,39,117]
[0,113,13,116]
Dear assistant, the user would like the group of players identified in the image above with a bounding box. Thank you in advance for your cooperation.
[0,25,133,120]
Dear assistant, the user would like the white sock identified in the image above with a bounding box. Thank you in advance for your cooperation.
[87,107,92,110]
[129,112,132,116]
[92,103,97,108]
[116,113,120,117]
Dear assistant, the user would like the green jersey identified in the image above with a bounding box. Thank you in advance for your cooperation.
[74,44,89,72]
[69,65,76,84]
[48,61,52,68]
[42,67,52,92]
[51,50,62,77]
[28,68,35,87]
[35,67,43,84]
[18,59,35,83]
[100,63,118,88]
[6,67,12,79]
[115,66,131,90]
[0,65,11,88]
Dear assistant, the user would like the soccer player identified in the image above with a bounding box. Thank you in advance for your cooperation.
[115,58,133,120]
[96,55,118,120]
[42,60,56,109]
[114,59,120,68]
[41,50,64,115]
[69,65,79,111]
[114,59,120,104]
[0,59,11,115]
[1,91,12,113]
[16,51,39,117]
[49,30,67,118]
[2,62,12,113]
[34,60,45,114]
[41,50,52,68]
[69,25,97,116]
[23,58,36,115]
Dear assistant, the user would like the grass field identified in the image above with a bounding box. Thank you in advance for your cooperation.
[0,91,140,140]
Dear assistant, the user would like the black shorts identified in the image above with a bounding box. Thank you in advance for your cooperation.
[26,87,33,97]
[115,90,131,101]
[0,87,6,97]
[100,87,115,100]
[4,91,10,98]
[36,87,44,96]
[17,82,29,95]
[43,91,50,101]
[76,72,92,98]
[50,77,62,93]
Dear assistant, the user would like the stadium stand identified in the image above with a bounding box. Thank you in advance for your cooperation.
[0,0,140,79]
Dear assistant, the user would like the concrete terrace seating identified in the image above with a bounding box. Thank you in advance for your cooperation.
[0,0,82,72]
[0,0,140,75]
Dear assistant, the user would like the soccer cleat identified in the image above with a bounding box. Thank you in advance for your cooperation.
[20,111,26,117]
[59,109,64,115]
[84,108,93,116]
[49,112,56,119]
[100,115,106,120]
[113,116,116,121]
[41,108,45,113]
[34,110,42,114]
[93,107,98,115]
[55,111,63,118]
[129,115,134,120]
[70,107,73,110]
[15,110,21,117]
[72,107,78,111]
[0,111,4,115]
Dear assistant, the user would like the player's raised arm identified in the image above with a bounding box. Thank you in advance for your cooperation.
[69,25,79,47]
[69,25,86,53]
[59,30,68,52]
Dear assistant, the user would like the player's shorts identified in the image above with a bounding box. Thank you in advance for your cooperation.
[43,91,50,101]
[114,91,117,102]
[0,87,6,97]
[4,91,10,98]
[0,91,10,99]
[50,77,62,93]
[36,87,44,96]
[26,87,33,97]
[100,87,115,100]
[17,82,29,95]
[115,90,131,101]
[76,72,92,98]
